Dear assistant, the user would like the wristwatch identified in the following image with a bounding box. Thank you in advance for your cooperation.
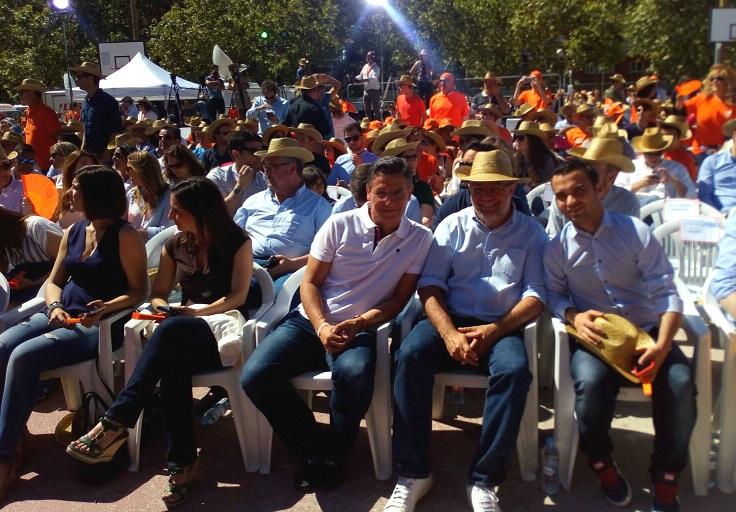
[233,186,243,195]
[46,301,63,317]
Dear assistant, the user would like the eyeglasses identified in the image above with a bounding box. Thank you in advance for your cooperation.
[402,153,418,160]
[344,135,362,143]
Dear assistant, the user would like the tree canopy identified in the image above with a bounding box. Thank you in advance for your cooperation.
[0,0,729,102]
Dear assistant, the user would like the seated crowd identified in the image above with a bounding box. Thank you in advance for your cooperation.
[1,60,736,512]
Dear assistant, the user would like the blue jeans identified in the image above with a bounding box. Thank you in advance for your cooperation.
[570,342,696,473]
[107,317,222,468]
[0,312,123,460]
[241,310,376,464]
[392,318,531,486]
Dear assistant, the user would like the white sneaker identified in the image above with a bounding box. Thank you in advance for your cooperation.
[466,484,502,512]
[383,475,434,512]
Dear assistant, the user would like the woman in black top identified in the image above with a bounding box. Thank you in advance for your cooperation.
[67,177,253,509]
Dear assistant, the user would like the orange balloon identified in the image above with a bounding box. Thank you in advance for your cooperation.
[21,174,58,220]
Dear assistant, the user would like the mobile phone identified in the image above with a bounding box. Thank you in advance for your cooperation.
[265,256,279,270]
[156,305,180,316]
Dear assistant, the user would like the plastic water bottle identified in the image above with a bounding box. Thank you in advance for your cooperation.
[201,397,230,426]
[541,436,560,495]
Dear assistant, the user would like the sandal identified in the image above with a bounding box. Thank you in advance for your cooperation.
[65,417,128,464]
[162,456,199,509]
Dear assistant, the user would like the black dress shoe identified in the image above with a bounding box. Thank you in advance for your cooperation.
[318,459,344,491]
[294,459,322,493]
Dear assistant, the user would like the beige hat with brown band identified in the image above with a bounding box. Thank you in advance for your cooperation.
[255,137,314,162]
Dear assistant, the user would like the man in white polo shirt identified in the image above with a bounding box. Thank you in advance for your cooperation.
[241,156,432,493]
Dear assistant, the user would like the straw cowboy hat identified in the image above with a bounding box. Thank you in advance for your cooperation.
[609,73,626,84]
[322,137,346,155]
[59,119,84,133]
[187,116,202,127]
[568,137,634,172]
[635,75,657,92]
[365,129,380,145]
[1,131,22,144]
[514,121,548,140]
[72,62,105,78]
[127,121,156,137]
[456,150,527,183]
[299,57,309,66]
[538,122,558,137]
[722,119,736,137]
[513,103,535,117]
[151,119,172,130]
[291,123,323,145]
[398,75,416,87]
[295,75,325,90]
[477,102,503,119]
[234,119,259,132]
[660,115,692,140]
[593,119,629,141]
[373,123,412,154]
[533,109,557,125]
[380,137,420,157]
[255,137,314,162]
[203,117,235,138]
[566,313,656,384]
[360,117,371,130]
[15,79,47,93]
[575,103,596,116]
[631,127,674,153]
[107,132,142,150]
[137,98,154,110]
[263,124,289,146]
[451,119,492,138]
[422,129,446,151]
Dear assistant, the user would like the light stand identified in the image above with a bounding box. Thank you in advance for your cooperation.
[167,74,182,126]
[48,0,74,104]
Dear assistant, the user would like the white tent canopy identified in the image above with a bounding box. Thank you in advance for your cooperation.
[45,52,203,105]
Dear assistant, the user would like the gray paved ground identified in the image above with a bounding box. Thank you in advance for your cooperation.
[2,339,733,511]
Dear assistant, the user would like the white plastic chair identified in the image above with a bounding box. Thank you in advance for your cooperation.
[0,284,131,411]
[701,274,736,493]
[145,225,177,270]
[551,290,712,496]
[327,185,352,202]
[123,263,275,472]
[526,183,552,211]
[640,199,723,230]
[0,273,9,315]
[398,296,540,482]
[653,220,723,296]
[253,266,393,480]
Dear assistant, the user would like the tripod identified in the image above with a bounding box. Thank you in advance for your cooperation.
[167,73,183,126]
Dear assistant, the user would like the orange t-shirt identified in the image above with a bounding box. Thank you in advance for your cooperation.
[396,94,426,128]
[518,88,551,109]
[665,147,698,181]
[685,92,736,152]
[429,91,470,127]
[498,126,512,144]
[565,126,590,148]
[24,104,60,169]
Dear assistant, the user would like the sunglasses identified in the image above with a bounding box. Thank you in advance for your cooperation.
[18,157,35,164]
[344,135,362,143]
[514,135,527,142]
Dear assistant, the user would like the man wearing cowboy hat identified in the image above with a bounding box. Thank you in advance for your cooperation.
[243,156,432,493]
[544,160,694,512]
[234,137,332,292]
[286,75,331,138]
[660,116,696,181]
[202,117,236,171]
[381,137,434,227]
[16,78,59,172]
[296,57,309,81]
[547,137,640,238]
[0,146,24,213]
[604,74,627,103]
[246,80,290,136]
[207,131,267,217]
[626,98,658,140]
[564,104,596,148]
[471,72,511,116]
[616,127,695,204]
[292,123,332,177]
[697,119,736,212]
[356,51,381,121]
[389,148,545,511]
[395,75,426,128]
[429,72,470,128]
[73,61,123,156]
[328,122,379,186]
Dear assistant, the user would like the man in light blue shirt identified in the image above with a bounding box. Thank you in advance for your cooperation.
[698,121,736,212]
[711,211,736,319]
[544,160,694,511]
[235,138,332,299]
[388,149,546,511]
[245,80,289,135]
[328,123,378,186]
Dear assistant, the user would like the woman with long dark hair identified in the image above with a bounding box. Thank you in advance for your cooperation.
[162,145,205,186]
[0,167,146,500]
[512,121,562,187]
[68,177,253,509]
